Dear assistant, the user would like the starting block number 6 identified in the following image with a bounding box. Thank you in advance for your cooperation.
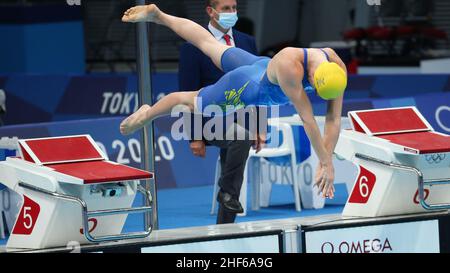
[359,177,370,198]
[349,166,377,204]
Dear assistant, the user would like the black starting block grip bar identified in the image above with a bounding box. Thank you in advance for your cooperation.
[355,153,450,211]
[18,181,153,244]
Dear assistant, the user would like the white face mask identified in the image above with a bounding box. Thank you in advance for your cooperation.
[212,8,238,29]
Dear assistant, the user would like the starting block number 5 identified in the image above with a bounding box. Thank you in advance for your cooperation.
[349,166,377,204]
[12,196,40,235]
[23,207,33,229]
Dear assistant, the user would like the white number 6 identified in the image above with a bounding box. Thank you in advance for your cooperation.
[359,176,370,198]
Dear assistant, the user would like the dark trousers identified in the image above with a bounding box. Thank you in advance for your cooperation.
[206,124,253,224]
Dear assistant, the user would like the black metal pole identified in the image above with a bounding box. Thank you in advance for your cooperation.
[135,0,158,230]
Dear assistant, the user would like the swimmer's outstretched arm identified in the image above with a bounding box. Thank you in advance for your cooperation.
[321,48,347,164]
[323,98,343,157]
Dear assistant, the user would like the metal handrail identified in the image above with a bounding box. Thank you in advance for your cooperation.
[355,153,450,211]
[18,181,153,243]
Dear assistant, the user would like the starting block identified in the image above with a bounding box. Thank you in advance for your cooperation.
[336,107,450,217]
[0,135,154,249]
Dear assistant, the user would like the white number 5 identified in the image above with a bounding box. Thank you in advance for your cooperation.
[23,207,33,229]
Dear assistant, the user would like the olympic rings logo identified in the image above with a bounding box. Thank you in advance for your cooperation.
[425,154,446,164]
[436,106,450,133]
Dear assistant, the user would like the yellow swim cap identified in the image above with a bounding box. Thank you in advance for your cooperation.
[313,62,347,100]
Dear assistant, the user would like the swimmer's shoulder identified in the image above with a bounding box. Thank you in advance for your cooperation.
[266,47,304,85]
[273,47,307,70]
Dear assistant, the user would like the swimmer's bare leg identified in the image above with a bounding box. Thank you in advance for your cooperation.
[120,91,199,136]
[122,4,230,70]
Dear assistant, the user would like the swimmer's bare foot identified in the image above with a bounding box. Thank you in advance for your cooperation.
[122,4,162,23]
[120,104,151,135]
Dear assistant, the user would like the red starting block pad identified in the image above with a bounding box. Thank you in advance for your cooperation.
[17,135,152,185]
[20,135,105,165]
[47,161,151,184]
[336,107,450,217]
[350,107,431,136]
[379,132,450,154]
[349,107,449,154]
[0,135,154,249]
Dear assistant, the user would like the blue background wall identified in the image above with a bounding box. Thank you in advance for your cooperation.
[0,73,449,126]
[0,5,85,73]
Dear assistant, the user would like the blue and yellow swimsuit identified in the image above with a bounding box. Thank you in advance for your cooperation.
[196,47,330,114]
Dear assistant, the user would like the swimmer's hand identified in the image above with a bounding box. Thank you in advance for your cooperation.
[190,140,206,158]
[122,4,161,23]
[314,162,335,199]
[253,133,267,154]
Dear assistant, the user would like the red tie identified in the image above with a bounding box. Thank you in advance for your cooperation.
[223,34,232,46]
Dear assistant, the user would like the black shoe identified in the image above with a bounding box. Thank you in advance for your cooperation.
[217,190,244,213]
[217,206,237,224]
